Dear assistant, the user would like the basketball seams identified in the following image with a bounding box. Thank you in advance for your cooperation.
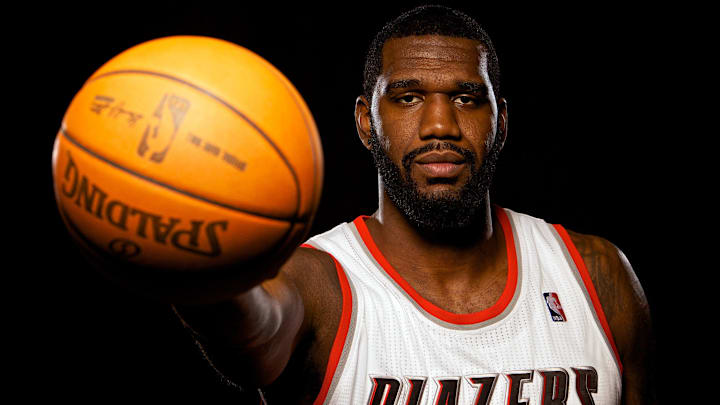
[85,68,305,222]
[55,136,300,279]
[53,36,323,304]
[262,60,324,223]
[59,126,302,223]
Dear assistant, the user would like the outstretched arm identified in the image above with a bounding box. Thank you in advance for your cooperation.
[172,246,340,389]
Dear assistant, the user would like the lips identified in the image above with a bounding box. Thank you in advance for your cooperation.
[413,151,466,178]
[414,151,466,164]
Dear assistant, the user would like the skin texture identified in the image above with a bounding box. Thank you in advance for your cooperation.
[174,35,655,404]
[176,246,341,402]
[355,36,510,314]
[568,231,657,405]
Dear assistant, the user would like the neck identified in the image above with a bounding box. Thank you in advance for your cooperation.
[365,187,504,280]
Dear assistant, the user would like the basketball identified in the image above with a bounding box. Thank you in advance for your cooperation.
[52,36,323,303]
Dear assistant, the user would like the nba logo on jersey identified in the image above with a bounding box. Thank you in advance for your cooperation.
[543,292,567,322]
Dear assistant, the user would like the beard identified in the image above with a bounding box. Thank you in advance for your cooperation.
[368,125,502,235]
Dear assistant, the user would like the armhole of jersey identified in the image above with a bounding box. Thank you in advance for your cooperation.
[300,243,354,405]
[551,225,624,376]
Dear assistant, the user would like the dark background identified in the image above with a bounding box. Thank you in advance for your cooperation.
[21,1,690,403]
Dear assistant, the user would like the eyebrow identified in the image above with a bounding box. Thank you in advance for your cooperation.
[457,81,489,96]
[384,79,421,93]
[384,79,489,96]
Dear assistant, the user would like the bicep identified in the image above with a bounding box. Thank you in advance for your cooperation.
[612,248,657,405]
[172,247,337,388]
[569,231,657,404]
[172,273,304,388]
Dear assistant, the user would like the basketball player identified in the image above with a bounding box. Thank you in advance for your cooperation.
[173,6,655,404]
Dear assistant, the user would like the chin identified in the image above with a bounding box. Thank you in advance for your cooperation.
[417,187,462,202]
[417,178,466,195]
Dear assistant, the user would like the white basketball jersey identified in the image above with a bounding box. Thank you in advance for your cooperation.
[303,207,622,405]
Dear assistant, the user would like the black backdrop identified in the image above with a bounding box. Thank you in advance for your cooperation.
[24,1,688,403]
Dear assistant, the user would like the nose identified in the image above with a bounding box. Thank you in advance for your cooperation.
[419,94,461,140]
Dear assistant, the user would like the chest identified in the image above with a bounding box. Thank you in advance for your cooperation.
[327,275,620,405]
[302,211,623,404]
[404,268,507,314]
[321,239,622,404]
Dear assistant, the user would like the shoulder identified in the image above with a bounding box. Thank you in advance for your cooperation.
[282,219,359,333]
[285,244,338,277]
[564,229,650,326]
[281,244,344,332]
[263,242,346,399]
[564,229,652,361]
[283,219,357,314]
[564,229,656,403]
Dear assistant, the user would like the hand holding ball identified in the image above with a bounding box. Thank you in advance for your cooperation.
[52,36,323,303]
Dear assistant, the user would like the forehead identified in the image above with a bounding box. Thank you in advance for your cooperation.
[380,35,489,84]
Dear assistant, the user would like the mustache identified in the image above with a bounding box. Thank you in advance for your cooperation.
[401,142,477,171]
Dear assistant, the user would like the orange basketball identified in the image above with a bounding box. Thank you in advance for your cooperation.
[52,36,323,303]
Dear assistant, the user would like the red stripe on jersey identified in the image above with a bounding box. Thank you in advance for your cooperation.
[353,205,518,325]
[302,244,353,405]
[552,224,623,376]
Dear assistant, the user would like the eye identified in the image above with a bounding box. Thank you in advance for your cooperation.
[453,95,476,106]
[397,94,421,104]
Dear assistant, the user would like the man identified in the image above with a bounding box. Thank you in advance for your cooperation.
[174,5,655,404]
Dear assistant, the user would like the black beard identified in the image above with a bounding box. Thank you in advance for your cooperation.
[369,127,502,236]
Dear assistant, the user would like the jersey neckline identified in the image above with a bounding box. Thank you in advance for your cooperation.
[351,205,519,325]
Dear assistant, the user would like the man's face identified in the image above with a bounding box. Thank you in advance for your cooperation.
[367,35,506,232]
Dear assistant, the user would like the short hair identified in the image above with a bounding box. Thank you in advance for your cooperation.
[362,5,501,103]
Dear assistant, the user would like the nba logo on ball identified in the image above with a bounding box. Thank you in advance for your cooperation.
[543,292,567,322]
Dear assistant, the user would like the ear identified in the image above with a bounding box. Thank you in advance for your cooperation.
[496,97,508,150]
[355,95,373,150]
